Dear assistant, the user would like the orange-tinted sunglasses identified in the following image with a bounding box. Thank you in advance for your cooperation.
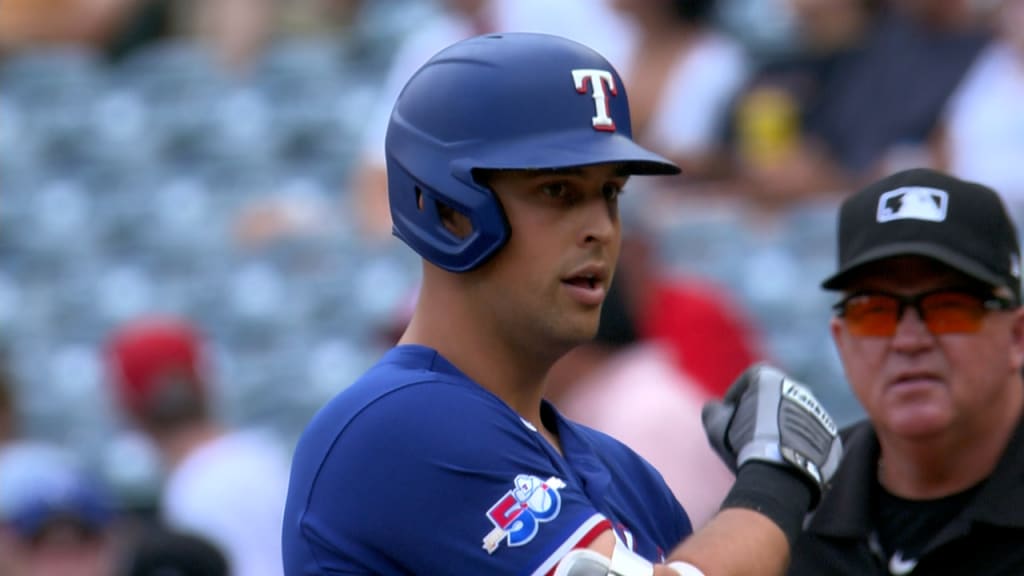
[833,288,1016,337]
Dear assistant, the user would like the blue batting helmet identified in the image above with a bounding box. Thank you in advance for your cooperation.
[385,32,680,273]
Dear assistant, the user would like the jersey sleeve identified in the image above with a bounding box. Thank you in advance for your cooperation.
[286,380,613,575]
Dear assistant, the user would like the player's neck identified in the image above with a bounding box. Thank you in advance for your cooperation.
[401,288,559,432]
[403,315,551,412]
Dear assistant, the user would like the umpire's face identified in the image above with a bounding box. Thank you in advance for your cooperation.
[830,256,1024,444]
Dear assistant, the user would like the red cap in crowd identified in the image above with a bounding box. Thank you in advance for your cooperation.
[105,316,206,418]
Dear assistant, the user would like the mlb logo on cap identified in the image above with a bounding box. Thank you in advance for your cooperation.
[822,168,1022,302]
[876,187,948,223]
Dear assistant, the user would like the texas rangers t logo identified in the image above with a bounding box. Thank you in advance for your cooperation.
[482,475,566,554]
[572,69,617,132]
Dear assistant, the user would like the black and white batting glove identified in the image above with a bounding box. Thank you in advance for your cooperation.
[702,363,843,507]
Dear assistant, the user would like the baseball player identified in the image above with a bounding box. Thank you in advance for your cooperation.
[282,32,841,575]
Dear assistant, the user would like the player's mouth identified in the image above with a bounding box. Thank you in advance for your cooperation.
[561,265,608,307]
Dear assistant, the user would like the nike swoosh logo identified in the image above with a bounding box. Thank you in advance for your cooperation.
[889,551,918,575]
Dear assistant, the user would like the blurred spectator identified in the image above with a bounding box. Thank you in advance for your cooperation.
[0,0,142,55]
[349,0,632,241]
[938,0,1024,202]
[187,0,274,76]
[715,0,804,59]
[837,0,990,177]
[132,0,356,75]
[118,525,228,576]
[785,0,878,54]
[0,442,117,576]
[104,316,291,576]
[608,0,751,183]
[275,0,367,38]
[618,225,764,397]
[724,0,990,210]
[724,0,878,209]
[0,0,359,74]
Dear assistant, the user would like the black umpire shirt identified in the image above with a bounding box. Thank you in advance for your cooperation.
[788,417,1024,575]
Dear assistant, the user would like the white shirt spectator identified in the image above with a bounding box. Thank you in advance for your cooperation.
[162,429,291,576]
[944,42,1024,203]
[619,32,749,161]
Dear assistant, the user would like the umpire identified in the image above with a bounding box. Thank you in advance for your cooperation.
[789,168,1024,574]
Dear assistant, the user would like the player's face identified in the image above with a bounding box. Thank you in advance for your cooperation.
[830,256,1024,441]
[471,164,628,355]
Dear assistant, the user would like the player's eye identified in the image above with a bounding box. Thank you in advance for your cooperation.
[540,182,570,199]
[603,182,624,202]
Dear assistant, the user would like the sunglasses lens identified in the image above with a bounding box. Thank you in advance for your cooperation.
[840,291,992,336]
[920,291,986,334]
[842,294,901,336]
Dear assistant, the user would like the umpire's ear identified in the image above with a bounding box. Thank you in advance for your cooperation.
[1008,306,1024,375]
[829,314,845,356]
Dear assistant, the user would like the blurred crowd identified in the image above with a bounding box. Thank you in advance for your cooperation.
[2,0,1024,572]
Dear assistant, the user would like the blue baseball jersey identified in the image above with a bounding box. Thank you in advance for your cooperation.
[282,345,692,575]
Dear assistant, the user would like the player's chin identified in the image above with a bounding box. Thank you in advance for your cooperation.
[563,317,603,346]
[549,303,603,343]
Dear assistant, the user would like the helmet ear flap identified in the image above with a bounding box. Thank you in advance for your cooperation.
[411,184,480,242]
[388,161,510,273]
[435,200,475,240]
[409,185,475,241]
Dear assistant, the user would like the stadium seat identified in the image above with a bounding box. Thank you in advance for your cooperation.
[0,272,24,342]
[1,46,108,176]
[112,40,227,169]
[6,337,113,458]
[251,38,364,179]
[0,156,37,257]
[90,86,157,171]
[21,179,100,279]
[0,96,37,178]
[656,213,752,288]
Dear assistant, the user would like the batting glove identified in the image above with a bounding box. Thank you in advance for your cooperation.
[702,363,843,506]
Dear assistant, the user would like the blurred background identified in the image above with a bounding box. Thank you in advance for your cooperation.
[1,0,1023,572]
